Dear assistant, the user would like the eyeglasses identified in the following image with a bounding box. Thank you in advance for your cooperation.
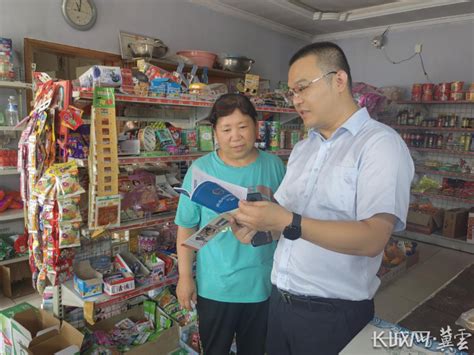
[285,71,337,102]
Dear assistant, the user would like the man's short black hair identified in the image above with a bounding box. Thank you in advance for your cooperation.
[289,42,352,91]
[209,93,258,128]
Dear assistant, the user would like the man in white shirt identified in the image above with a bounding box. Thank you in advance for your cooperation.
[233,42,414,354]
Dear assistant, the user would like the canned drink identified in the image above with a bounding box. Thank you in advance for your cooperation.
[290,130,300,148]
[257,121,267,149]
[280,129,286,149]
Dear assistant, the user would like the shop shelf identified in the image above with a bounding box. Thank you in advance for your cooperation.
[75,90,297,114]
[392,230,474,254]
[118,154,205,165]
[0,168,19,175]
[0,209,24,222]
[0,126,24,131]
[415,167,474,180]
[0,255,28,266]
[409,147,474,156]
[411,191,474,204]
[123,58,246,80]
[110,212,176,232]
[392,125,474,133]
[61,274,179,309]
[72,150,291,168]
[0,81,33,90]
[397,100,474,105]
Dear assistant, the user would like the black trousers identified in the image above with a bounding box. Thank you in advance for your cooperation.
[197,295,269,355]
[266,286,374,355]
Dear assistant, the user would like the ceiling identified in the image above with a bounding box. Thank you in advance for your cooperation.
[191,0,474,40]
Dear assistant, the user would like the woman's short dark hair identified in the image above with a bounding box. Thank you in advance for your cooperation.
[209,93,258,128]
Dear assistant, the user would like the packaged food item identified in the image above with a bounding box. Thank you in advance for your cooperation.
[56,171,85,197]
[32,168,56,200]
[59,222,81,248]
[79,65,122,88]
[58,196,82,222]
[59,105,84,130]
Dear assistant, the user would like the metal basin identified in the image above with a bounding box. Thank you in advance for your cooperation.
[128,40,168,59]
[221,57,255,73]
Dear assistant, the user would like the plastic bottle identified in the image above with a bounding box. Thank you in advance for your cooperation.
[4,96,19,126]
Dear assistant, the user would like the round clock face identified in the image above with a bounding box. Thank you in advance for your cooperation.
[62,0,97,30]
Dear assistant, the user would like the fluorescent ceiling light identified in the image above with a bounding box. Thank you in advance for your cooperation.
[311,0,471,22]
[313,11,345,21]
[345,0,471,21]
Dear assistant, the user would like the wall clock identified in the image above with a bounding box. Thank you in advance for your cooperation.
[61,0,97,31]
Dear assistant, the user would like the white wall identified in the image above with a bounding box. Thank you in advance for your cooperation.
[332,20,474,91]
[0,0,308,85]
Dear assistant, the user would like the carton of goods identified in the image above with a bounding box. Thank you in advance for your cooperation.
[0,302,35,355]
[79,65,122,88]
[73,260,103,298]
[442,208,468,239]
[86,306,178,354]
[103,271,135,296]
[406,204,444,234]
[115,252,153,286]
[467,207,474,244]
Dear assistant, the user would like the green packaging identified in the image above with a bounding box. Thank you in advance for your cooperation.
[198,125,214,152]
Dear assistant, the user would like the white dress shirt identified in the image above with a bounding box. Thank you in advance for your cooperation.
[272,108,414,301]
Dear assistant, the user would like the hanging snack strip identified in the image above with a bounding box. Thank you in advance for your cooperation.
[18,77,86,293]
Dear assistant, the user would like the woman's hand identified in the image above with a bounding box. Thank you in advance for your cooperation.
[176,275,197,311]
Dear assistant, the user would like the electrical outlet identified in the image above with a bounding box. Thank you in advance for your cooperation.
[415,44,423,53]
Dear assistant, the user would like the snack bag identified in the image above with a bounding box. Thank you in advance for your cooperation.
[58,196,82,222]
[59,221,81,248]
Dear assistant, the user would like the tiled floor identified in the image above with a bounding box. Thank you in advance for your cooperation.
[0,242,473,327]
[374,241,474,323]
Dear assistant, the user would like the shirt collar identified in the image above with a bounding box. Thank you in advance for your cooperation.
[340,107,370,136]
[309,107,370,140]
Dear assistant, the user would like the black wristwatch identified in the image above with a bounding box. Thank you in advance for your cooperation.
[283,213,302,240]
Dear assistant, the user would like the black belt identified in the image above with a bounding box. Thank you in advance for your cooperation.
[276,287,372,312]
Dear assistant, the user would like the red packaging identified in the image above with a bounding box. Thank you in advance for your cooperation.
[411,84,422,101]
[438,82,451,93]
[422,93,433,102]
[422,83,434,94]
[121,68,134,94]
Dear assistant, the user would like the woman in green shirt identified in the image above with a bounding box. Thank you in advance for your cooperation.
[175,93,285,355]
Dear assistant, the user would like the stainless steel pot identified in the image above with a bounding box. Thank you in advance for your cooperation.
[221,57,255,73]
[128,39,168,59]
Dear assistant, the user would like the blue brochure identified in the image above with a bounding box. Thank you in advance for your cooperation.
[175,181,239,214]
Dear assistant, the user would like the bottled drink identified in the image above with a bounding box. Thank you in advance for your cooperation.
[4,96,19,126]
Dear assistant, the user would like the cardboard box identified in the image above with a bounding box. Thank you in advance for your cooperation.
[24,321,84,355]
[78,65,122,88]
[115,252,152,286]
[89,306,178,355]
[0,303,35,355]
[442,208,468,239]
[466,208,474,244]
[0,260,35,298]
[73,260,103,299]
[406,208,444,234]
[11,308,60,355]
[103,271,135,296]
